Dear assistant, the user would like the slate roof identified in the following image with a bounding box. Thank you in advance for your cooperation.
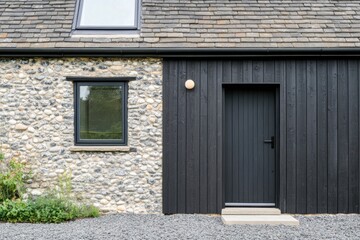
[1,0,360,48]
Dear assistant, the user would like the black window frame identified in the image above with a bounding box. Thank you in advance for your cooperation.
[75,0,141,31]
[67,77,134,146]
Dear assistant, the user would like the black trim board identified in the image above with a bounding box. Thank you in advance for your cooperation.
[3,48,360,57]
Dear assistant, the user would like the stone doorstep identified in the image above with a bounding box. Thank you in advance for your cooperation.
[221,215,299,226]
[222,208,281,215]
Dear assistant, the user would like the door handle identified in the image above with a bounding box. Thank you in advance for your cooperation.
[264,136,275,149]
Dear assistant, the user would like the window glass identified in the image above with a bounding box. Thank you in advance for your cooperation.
[78,0,137,28]
[78,83,125,144]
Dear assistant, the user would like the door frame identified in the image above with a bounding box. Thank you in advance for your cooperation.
[222,83,280,208]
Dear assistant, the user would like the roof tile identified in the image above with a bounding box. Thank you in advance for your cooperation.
[0,0,360,48]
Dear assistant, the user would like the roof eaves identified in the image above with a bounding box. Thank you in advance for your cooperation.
[2,47,360,57]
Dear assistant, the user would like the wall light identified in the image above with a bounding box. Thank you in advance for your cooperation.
[185,79,195,90]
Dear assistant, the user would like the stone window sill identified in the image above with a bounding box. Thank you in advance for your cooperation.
[69,146,135,152]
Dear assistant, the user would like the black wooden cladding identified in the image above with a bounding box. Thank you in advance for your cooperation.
[163,58,360,214]
[163,59,222,214]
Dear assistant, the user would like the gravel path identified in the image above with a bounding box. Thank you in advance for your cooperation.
[0,214,359,240]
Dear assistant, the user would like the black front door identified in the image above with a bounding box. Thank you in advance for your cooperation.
[225,87,276,207]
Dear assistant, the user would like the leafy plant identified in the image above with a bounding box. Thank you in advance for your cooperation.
[0,155,30,202]
[0,199,30,223]
[55,171,73,199]
[0,196,99,223]
[27,194,99,223]
[0,152,99,223]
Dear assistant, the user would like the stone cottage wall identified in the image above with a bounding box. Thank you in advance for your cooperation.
[0,57,163,214]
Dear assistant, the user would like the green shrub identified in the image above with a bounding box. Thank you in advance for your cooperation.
[0,154,100,223]
[28,194,99,223]
[0,199,29,223]
[0,156,30,202]
[0,195,99,223]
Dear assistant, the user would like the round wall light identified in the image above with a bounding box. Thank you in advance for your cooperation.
[185,79,195,90]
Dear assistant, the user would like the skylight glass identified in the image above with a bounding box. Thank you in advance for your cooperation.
[78,0,137,29]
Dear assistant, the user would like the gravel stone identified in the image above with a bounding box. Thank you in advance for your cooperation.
[0,214,359,240]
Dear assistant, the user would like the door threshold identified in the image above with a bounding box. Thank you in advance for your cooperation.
[222,207,281,215]
[225,203,276,207]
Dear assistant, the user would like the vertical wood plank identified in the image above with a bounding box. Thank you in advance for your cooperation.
[267,89,276,203]
[224,61,233,202]
[337,60,349,213]
[348,60,359,213]
[296,60,307,213]
[167,60,179,213]
[185,60,195,213]
[231,60,243,83]
[317,60,328,213]
[223,60,232,83]
[243,90,250,201]
[256,90,265,202]
[276,60,287,211]
[186,60,200,213]
[162,60,170,213]
[359,60,360,214]
[286,60,297,213]
[253,60,264,82]
[232,61,241,201]
[243,60,253,82]
[250,90,256,201]
[275,86,281,207]
[177,60,187,213]
[257,90,265,202]
[306,60,317,213]
[222,60,233,204]
[199,60,208,213]
[195,61,201,213]
[264,60,275,83]
[262,90,269,201]
[216,60,224,212]
[232,89,239,201]
[216,60,225,213]
[224,90,232,202]
[327,60,338,213]
[207,60,218,213]
[239,90,246,202]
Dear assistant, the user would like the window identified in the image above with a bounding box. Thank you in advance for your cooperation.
[76,0,139,30]
[73,80,128,145]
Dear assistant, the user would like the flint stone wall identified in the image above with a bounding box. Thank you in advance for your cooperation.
[0,57,163,214]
